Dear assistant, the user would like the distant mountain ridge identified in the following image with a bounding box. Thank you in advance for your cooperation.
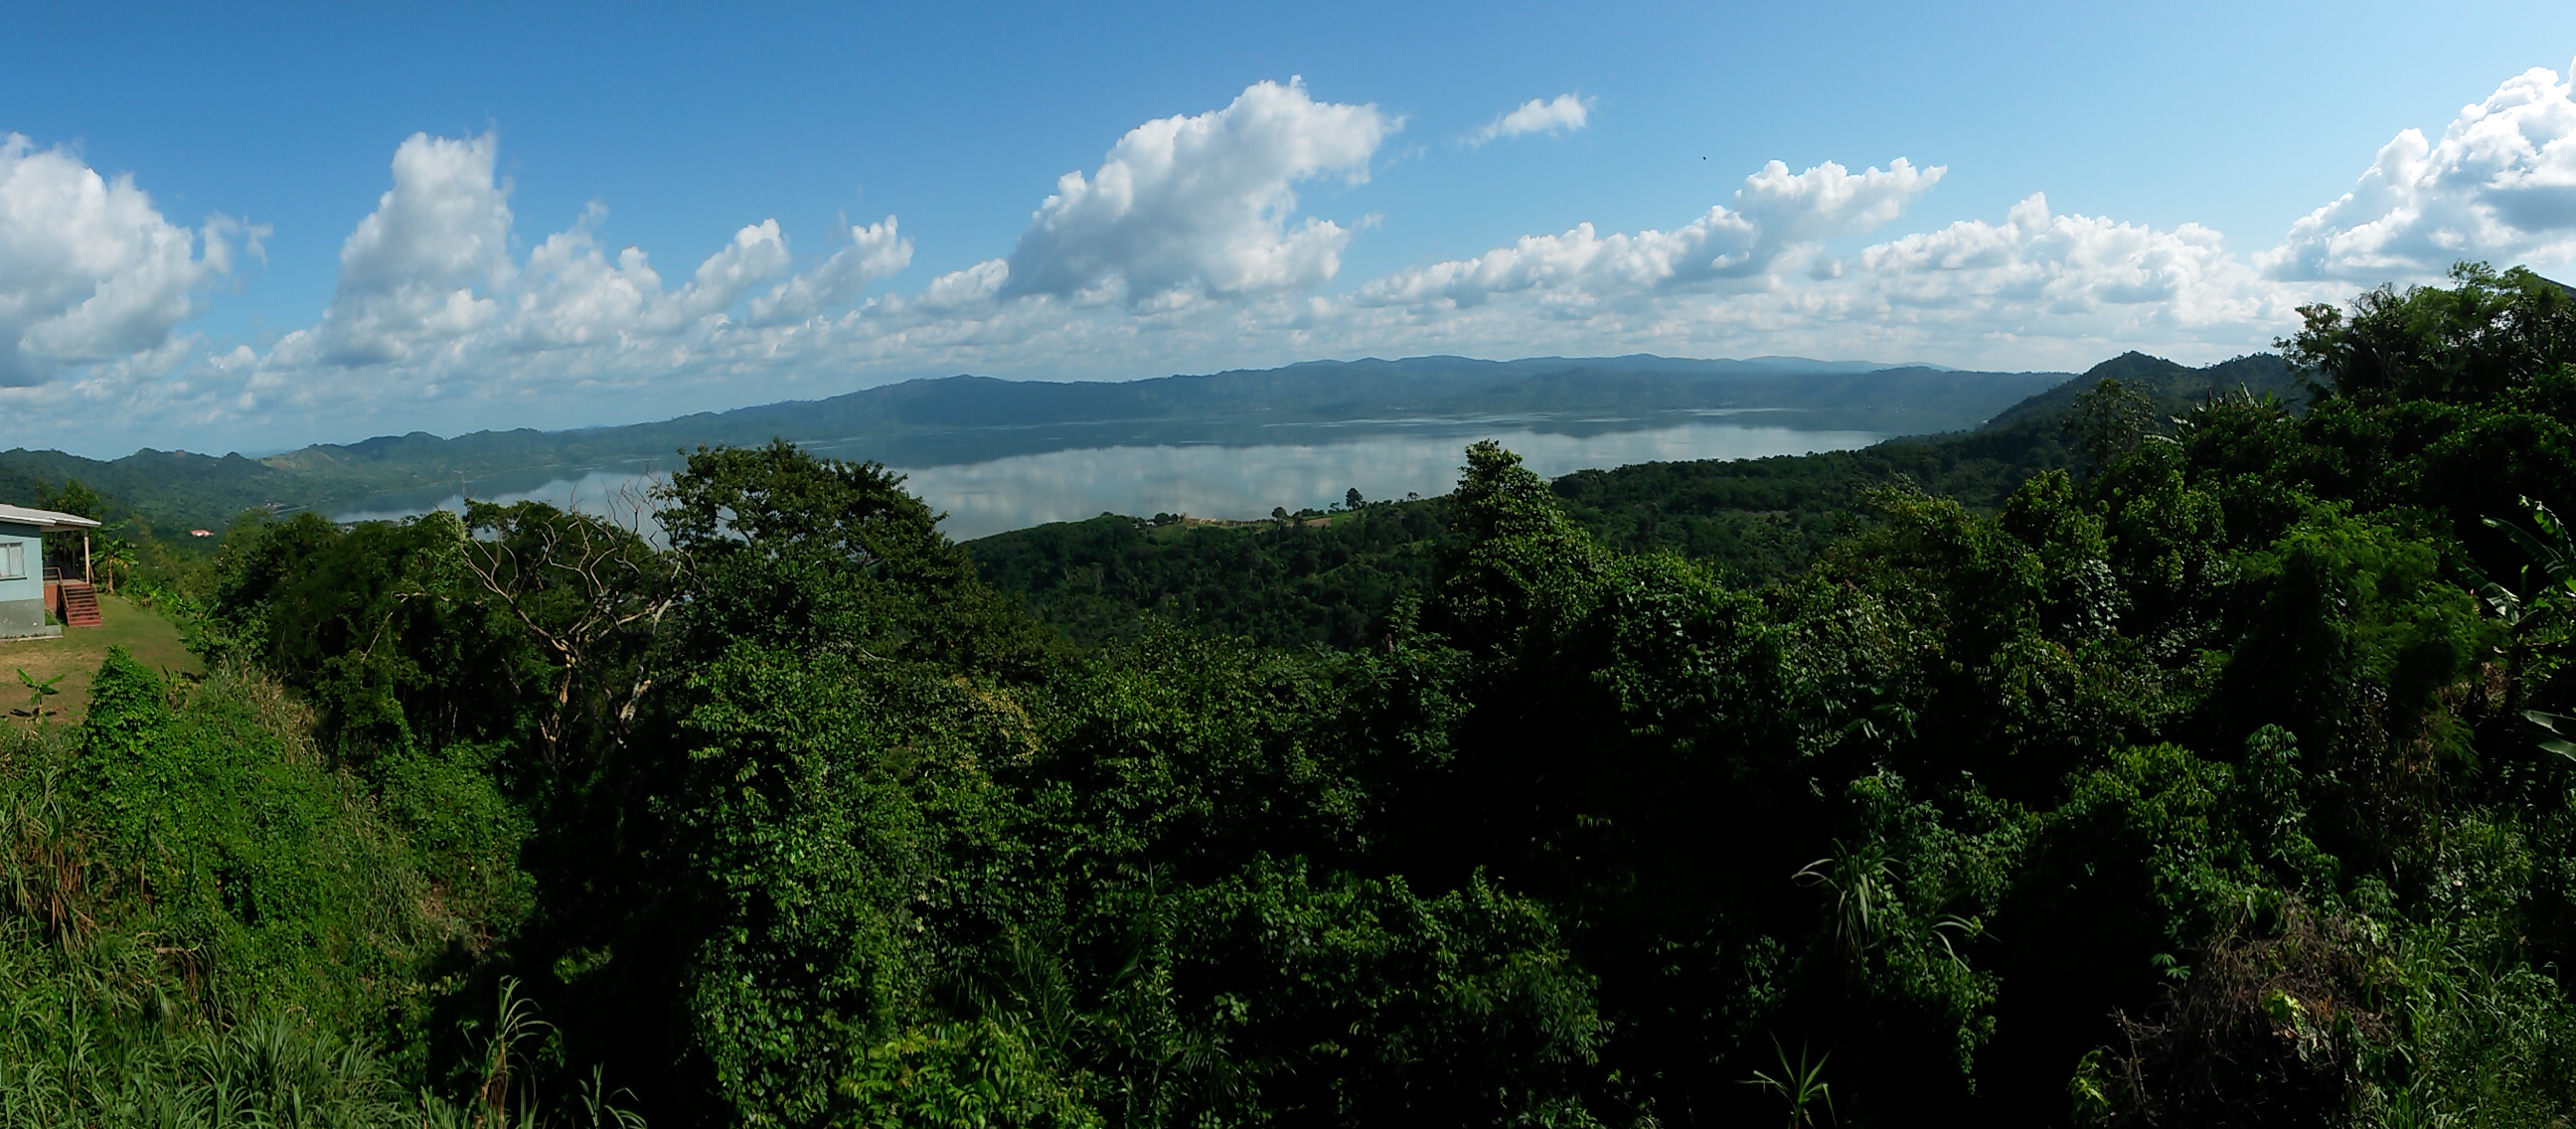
[1,353,2073,537]
[271,355,2055,480]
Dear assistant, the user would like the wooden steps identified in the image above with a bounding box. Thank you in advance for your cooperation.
[57,580,101,627]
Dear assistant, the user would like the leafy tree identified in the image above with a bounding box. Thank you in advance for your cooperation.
[36,478,101,519]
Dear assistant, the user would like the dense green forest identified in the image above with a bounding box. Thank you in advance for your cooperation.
[7,264,2576,1126]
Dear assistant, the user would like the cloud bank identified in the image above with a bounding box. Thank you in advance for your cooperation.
[1357,159,1942,308]
[11,64,2576,451]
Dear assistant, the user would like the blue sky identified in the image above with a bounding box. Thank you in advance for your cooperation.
[6,0,2576,455]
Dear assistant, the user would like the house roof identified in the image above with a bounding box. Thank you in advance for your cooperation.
[0,504,103,532]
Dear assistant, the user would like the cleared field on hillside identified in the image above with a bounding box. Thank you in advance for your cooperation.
[0,592,202,725]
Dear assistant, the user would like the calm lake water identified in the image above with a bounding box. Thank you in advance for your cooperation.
[334,413,1887,542]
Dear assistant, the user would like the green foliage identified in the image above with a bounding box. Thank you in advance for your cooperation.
[0,1000,417,1129]
[567,442,1613,1124]
[2068,378,2159,473]
[35,478,103,520]
[1742,1036,1835,1129]
[14,669,66,721]
[207,510,534,759]
[58,652,528,1059]
[0,936,646,1128]
[0,656,566,1123]
[968,502,1453,649]
[2287,262,2576,406]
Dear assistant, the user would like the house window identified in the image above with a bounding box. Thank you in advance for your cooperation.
[0,543,21,580]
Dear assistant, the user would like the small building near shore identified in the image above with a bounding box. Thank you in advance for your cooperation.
[0,504,103,639]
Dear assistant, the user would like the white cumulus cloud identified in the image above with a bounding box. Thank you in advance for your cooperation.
[748,218,911,324]
[1317,174,2339,375]
[507,205,662,351]
[1469,93,1592,145]
[2269,59,2576,280]
[1846,194,2312,351]
[243,131,913,422]
[303,131,516,367]
[0,134,245,386]
[656,220,794,327]
[1001,79,1395,304]
[1358,159,1942,308]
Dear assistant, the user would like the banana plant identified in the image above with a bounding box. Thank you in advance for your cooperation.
[2523,709,2576,761]
[2478,496,2576,626]
[15,669,64,722]
[2481,498,2576,761]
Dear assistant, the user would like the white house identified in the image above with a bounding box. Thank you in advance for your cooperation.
[0,503,103,638]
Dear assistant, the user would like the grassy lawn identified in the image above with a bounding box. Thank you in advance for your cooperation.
[0,591,204,725]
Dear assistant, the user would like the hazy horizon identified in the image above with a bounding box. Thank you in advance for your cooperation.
[7,3,2574,454]
[31,351,2046,461]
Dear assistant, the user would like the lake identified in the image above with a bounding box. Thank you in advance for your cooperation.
[333,412,1889,541]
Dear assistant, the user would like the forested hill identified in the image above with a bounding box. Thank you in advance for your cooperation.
[1982,350,2301,428]
[0,446,301,537]
[965,350,2305,648]
[0,354,2064,537]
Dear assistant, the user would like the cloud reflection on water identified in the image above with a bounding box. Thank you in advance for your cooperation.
[333,418,1883,542]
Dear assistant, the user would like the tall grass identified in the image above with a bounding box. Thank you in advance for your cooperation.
[0,668,637,1127]
[0,919,643,1128]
